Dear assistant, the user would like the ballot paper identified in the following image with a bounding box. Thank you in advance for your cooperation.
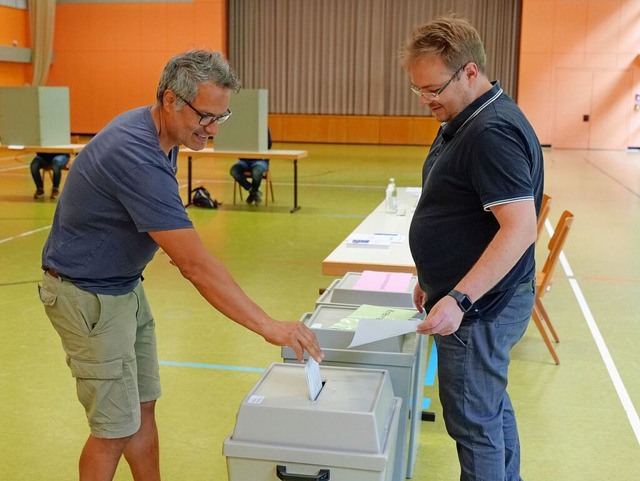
[305,357,324,401]
[348,318,422,348]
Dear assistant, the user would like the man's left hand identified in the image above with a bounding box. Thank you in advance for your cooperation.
[417,295,463,336]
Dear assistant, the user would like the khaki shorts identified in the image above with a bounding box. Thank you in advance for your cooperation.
[39,272,161,439]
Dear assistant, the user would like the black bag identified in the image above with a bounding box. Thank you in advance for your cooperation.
[192,186,219,209]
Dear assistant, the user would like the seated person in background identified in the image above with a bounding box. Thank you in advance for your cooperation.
[229,129,272,205]
[31,152,71,200]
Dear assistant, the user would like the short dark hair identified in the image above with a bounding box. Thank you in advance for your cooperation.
[400,16,487,73]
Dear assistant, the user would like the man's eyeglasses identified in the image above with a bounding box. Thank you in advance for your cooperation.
[177,95,232,126]
[411,64,466,101]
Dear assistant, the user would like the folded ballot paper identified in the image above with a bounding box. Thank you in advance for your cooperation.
[330,304,422,348]
[305,357,324,401]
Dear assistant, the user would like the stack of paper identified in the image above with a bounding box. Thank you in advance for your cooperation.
[327,304,422,348]
[352,270,413,292]
[345,233,392,248]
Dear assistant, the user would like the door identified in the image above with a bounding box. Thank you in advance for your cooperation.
[553,68,633,150]
[553,69,592,149]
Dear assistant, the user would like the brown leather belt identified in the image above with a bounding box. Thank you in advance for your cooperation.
[45,268,60,279]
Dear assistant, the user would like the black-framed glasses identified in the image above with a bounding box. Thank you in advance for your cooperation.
[411,64,467,101]
[177,95,232,126]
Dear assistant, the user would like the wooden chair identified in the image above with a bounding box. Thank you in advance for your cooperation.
[532,210,574,364]
[537,194,552,242]
[233,169,275,206]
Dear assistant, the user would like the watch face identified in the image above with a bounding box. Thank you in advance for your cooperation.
[449,290,473,313]
[459,296,473,312]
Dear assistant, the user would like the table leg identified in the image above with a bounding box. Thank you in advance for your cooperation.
[186,155,193,206]
[290,158,300,213]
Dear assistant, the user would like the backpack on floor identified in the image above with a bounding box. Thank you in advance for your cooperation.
[192,186,219,209]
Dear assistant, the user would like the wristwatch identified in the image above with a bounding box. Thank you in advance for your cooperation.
[448,289,473,313]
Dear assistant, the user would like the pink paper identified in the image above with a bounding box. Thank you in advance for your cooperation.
[352,270,413,293]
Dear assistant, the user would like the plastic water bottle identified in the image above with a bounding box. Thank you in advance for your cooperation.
[385,178,398,214]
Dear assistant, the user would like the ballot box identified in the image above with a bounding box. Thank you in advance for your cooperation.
[282,304,424,480]
[223,363,402,481]
[316,271,418,309]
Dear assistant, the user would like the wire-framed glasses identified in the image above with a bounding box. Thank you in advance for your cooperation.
[410,64,466,101]
[177,95,232,126]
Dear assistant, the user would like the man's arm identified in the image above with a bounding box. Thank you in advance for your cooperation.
[418,199,537,336]
[148,228,323,363]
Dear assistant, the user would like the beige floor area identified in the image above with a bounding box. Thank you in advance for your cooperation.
[1,142,639,480]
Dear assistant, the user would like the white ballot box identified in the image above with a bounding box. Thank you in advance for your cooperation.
[223,363,401,481]
[282,304,425,480]
[317,271,419,309]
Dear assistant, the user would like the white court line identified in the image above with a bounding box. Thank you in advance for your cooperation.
[546,219,640,445]
[0,225,51,244]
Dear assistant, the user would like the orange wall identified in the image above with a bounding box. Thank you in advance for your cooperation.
[4,2,639,147]
[269,114,440,146]
[47,0,227,133]
[518,0,640,148]
[0,6,30,85]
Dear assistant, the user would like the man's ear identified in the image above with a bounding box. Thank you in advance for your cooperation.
[463,62,480,85]
[162,89,178,110]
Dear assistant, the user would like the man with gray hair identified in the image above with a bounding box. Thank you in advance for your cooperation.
[401,17,543,481]
[38,50,323,480]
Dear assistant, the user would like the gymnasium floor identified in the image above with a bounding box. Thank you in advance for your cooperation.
[1,142,639,480]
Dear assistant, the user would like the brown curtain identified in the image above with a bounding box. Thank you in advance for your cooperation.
[29,0,57,86]
[229,0,521,116]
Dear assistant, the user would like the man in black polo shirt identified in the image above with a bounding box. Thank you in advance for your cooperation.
[400,16,543,481]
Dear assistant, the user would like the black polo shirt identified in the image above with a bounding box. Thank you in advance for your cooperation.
[409,82,544,320]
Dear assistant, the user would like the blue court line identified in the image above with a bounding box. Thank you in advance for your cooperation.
[422,343,438,410]
[159,360,265,373]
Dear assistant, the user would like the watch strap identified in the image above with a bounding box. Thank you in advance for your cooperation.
[448,289,473,313]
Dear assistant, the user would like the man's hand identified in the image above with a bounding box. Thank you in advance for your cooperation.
[413,283,426,313]
[263,320,324,364]
[417,295,463,336]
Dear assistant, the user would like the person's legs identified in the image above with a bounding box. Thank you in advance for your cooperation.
[434,291,534,481]
[79,435,132,481]
[39,275,161,481]
[249,160,268,205]
[78,400,159,480]
[51,154,70,189]
[124,401,160,481]
[124,283,162,479]
[230,160,252,191]
[30,156,46,198]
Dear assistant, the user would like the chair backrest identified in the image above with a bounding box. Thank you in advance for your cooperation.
[536,194,552,241]
[537,210,574,294]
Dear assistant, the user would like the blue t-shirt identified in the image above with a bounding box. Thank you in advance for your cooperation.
[408,82,544,320]
[42,106,193,295]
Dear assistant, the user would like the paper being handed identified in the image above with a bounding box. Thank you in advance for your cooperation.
[348,318,422,348]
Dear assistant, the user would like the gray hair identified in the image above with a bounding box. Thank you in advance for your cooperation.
[156,50,241,104]
[399,16,487,73]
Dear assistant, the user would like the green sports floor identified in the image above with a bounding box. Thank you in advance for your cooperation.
[1,142,639,480]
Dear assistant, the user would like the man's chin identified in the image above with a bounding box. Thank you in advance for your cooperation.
[187,135,209,151]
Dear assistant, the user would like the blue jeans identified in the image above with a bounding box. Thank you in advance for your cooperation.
[230,159,268,192]
[434,290,534,481]
[30,154,70,189]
